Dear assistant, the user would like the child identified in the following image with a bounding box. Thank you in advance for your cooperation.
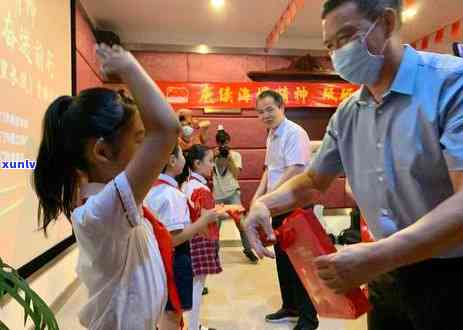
[144,144,227,330]
[33,44,180,329]
[179,145,221,330]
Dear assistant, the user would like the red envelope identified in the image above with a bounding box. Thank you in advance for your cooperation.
[271,209,371,319]
[222,204,245,228]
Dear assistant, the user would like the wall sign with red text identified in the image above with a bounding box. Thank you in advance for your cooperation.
[157,82,358,109]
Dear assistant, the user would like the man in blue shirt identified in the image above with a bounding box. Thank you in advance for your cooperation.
[245,0,463,329]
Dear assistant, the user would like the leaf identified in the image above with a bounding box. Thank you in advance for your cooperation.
[32,300,43,328]
[0,259,59,330]
[0,320,9,330]
[24,292,32,325]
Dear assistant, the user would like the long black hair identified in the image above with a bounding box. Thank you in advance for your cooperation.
[33,88,136,232]
[176,144,209,186]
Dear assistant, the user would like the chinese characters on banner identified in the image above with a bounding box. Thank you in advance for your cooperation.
[158,82,358,109]
[0,0,56,105]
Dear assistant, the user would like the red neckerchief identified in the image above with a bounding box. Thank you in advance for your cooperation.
[154,178,178,189]
[142,206,183,328]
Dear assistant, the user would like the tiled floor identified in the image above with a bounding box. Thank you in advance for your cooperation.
[55,213,367,330]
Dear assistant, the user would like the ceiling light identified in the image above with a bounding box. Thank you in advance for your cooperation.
[210,0,225,10]
[402,6,418,22]
[197,44,210,54]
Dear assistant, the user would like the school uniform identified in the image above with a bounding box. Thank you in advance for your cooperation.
[72,172,167,330]
[145,173,194,311]
[182,172,222,276]
[182,171,222,330]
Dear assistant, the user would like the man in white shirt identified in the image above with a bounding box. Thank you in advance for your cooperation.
[253,90,318,330]
[213,126,259,263]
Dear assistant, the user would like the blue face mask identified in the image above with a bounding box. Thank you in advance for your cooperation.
[331,21,386,85]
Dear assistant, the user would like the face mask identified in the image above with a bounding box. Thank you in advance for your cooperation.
[182,125,194,138]
[331,21,386,85]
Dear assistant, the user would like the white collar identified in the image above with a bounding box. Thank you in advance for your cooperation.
[270,118,288,138]
[159,173,179,188]
[190,171,207,185]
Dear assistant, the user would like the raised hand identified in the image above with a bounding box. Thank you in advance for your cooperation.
[95,43,138,79]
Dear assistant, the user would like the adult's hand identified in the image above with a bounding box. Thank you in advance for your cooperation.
[314,241,390,294]
[244,201,275,259]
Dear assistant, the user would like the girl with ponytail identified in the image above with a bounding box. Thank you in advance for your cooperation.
[180,144,223,330]
[33,44,180,330]
[144,144,228,330]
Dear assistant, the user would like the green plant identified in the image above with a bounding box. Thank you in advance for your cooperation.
[0,258,59,330]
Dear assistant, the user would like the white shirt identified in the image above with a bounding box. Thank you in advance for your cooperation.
[144,173,190,232]
[265,118,311,192]
[72,172,167,330]
[182,171,210,203]
[212,150,242,200]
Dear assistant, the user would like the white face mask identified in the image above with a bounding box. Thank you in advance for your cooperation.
[182,125,194,138]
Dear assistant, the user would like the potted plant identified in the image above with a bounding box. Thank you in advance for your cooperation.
[0,258,59,330]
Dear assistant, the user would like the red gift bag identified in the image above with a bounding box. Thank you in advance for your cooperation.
[266,209,371,319]
[360,216,375,243]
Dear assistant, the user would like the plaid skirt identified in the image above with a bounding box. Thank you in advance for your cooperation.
[190,235,222,276]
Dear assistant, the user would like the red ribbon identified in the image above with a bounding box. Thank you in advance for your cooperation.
[226,209,243,228]
[153,179,177,189]
[142,206,184,328]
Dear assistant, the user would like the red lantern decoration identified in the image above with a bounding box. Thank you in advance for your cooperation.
[421,35,430,49]
[265,0,305,50]
[434,28,445,44]
[451,20,461,39]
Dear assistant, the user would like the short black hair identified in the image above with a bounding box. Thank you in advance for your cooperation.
[162,143,180,173]
[321,0,403,25]
[256,90,284,108]
[216,130,231,144]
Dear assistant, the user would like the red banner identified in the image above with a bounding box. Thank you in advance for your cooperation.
[156,81,358,109]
